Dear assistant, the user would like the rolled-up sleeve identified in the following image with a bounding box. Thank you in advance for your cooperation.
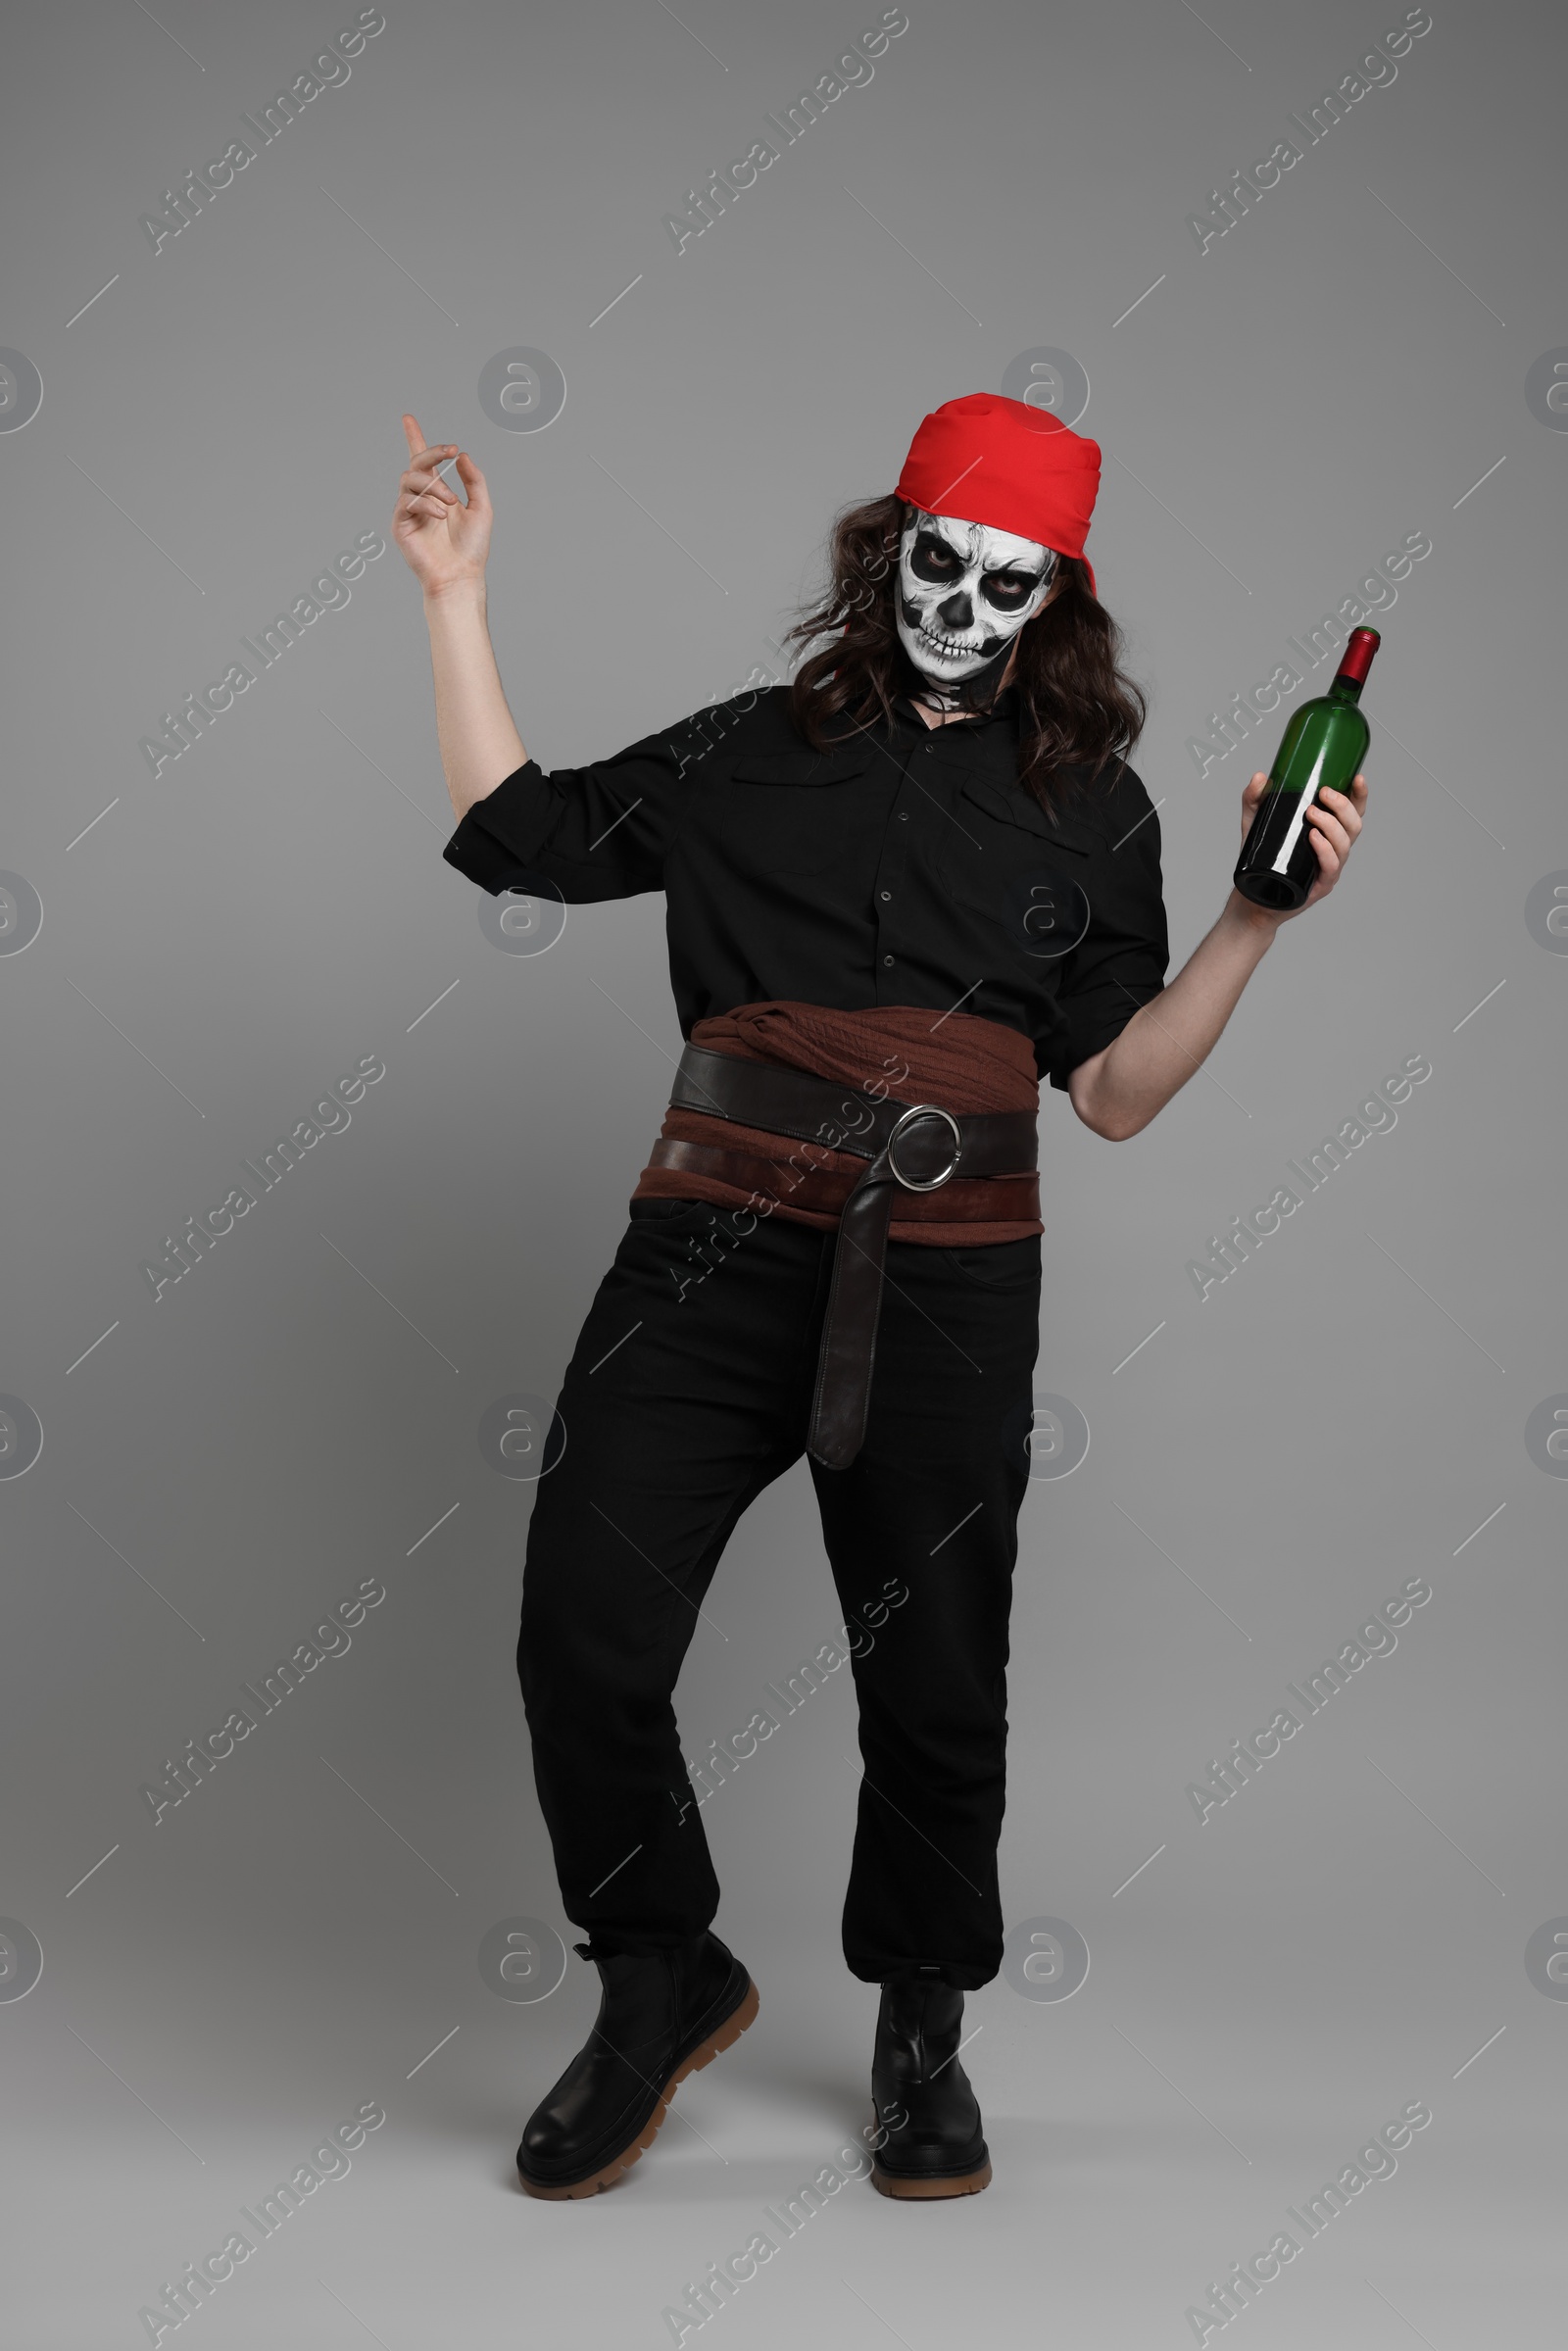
[1041,764,1170,1091]
[443,718,695,905]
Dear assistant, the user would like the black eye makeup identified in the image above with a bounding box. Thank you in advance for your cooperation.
[980,567,1046,611]
[909,531,963,582]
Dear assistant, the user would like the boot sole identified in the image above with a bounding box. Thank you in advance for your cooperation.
[870,2156,993,2200]
[518,1972,760,2201]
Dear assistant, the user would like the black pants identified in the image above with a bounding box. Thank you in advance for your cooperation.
[517,1196,1041,1991]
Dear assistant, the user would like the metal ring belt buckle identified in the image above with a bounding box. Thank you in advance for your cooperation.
[886,1104,962,1193]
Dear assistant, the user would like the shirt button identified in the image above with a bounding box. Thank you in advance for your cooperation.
[882,954,895,967]
[879,890,892,903]
[899,810,909,821]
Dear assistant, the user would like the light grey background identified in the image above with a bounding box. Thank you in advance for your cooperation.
[2,0,1564,2343]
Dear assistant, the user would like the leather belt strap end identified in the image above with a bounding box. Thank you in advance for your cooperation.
[663,1043,1040,1474]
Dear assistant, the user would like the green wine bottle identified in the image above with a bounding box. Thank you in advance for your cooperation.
[1233,627,1379,910]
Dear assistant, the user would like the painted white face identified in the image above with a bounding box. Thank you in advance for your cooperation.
[895,507,1057,701]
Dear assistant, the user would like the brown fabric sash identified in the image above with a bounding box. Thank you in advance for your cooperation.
[632,1001,1042,1246]
[646,1137,1041,1226]
[629,1003,1043,1469]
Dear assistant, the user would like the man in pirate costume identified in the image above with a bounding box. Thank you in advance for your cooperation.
[392,394,1366,2200]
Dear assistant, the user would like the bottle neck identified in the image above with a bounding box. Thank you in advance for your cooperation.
[1330,625,1379,699]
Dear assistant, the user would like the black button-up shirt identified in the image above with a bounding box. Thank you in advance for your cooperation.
[442,683,1169,1091]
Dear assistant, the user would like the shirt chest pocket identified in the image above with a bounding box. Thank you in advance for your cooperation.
[719,745,876,874]
[930,775,1098,962]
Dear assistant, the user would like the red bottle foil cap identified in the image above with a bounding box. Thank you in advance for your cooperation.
[1336,627,1381,686]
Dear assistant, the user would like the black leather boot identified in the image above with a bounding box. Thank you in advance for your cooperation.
[516,1930,758,2199]
[869,1964,991,2198]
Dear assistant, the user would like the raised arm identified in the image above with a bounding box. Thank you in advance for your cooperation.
[392,412,523,822]
[1069,768,1369,1140]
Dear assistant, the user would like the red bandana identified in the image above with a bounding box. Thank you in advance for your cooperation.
[895,393,1102,598]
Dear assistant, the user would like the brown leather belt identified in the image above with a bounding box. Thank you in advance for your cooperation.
[658,1044,1039,1472]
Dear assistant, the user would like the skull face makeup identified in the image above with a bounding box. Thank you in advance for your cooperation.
[895,506,1058,709]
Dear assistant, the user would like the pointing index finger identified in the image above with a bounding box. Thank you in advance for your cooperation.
[401,413,457,465]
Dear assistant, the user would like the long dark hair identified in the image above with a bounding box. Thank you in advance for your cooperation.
[784,494,1147,812]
